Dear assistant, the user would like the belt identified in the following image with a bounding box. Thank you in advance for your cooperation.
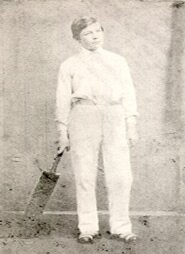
[73,99,122,106]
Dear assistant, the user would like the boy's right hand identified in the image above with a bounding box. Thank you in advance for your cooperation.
[57,138,70,155]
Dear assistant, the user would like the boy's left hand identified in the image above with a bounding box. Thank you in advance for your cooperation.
[127,126,138,146]
[126,116,138,146]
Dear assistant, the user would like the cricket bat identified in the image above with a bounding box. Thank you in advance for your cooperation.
[24,151,64,217]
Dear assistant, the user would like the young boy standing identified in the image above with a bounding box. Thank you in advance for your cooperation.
[56,16,138,243]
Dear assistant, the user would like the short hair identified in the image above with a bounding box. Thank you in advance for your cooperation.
[71,16,104,40]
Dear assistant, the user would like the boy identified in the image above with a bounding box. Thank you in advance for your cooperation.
[56,16,138,243]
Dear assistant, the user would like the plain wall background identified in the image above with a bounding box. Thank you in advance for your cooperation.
[0,0,185,213]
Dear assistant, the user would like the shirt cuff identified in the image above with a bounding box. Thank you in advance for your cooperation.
[56,121,68,133]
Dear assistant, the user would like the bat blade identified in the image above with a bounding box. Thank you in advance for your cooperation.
[25,171,60,217]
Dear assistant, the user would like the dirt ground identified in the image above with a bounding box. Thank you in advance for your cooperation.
[0,214,184,254]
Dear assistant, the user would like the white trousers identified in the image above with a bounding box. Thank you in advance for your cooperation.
[68,104,133,234]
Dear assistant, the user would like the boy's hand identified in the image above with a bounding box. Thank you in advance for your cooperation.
[127,126,138,146]
[126,116,138,146]
[57,143,70,155]
[57,135,70,154]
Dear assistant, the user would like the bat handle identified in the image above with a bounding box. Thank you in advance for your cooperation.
[50,151,64,173]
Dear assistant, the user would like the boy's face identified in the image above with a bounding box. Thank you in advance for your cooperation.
[79,22,104,51]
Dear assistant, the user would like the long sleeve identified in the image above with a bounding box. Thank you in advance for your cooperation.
[56,62,72,135]
[121,59,138,119]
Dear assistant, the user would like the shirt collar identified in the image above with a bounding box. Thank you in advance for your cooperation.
[80,46,104,57]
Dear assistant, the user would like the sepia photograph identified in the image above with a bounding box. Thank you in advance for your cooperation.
[0,0,184,253]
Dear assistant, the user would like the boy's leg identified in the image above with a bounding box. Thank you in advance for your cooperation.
[102,105,133,235]
[69,105,102,234]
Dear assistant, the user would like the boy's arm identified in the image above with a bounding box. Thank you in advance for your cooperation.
[121,58,138,144]
[56,62,72,152]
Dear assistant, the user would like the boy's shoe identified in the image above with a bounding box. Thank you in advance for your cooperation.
[78,232,102,244]
[111,232,138,243]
